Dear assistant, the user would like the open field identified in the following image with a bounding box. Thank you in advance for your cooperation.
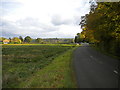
[2,44,78,88]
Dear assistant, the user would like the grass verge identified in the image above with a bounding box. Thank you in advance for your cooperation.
[19,47,78,88]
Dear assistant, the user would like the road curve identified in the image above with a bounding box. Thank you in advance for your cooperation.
[73,43,120,88]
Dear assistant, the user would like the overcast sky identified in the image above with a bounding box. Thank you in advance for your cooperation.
[1,0,91,38]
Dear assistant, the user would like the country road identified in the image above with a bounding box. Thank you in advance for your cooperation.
[73,43,120,88]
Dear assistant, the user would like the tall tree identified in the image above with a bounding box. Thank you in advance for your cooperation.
[9,37,12,43]
[19,36,24,42]
[74,36,77,43]
[24,36,32,43]
[79,2,120,56]
[35,38,43,43]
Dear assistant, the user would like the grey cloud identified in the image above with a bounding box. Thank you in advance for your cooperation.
[1,19,22,37]
[2,31,20,38]
[17,18,40,26]
[1,18,59,38]
[73,16,81,25]
[1,0,23,16]
[17,17,58,31]
[44,31,74,38]
[51,15,73,26]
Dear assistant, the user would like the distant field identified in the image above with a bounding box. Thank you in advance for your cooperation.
[2,44,77,88]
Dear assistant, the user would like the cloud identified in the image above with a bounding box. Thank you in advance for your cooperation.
[51,15,73,26]
[1,18,59,38]
[1,19,22,37]
[1,0,91,38]
[1,0,23,16]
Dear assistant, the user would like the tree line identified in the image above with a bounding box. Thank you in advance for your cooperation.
[0,36,44,44]
[0,36,74,44]
[75,2,120,57]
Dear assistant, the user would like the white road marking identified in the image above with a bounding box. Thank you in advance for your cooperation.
[114,70,118,74]
[99,61,103,64]
[90,56,93,58]
[90,56,103,64]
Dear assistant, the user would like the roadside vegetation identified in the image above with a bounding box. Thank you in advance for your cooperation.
[2,44,78,88]
[75,2,120,58]
[91,44,120,60]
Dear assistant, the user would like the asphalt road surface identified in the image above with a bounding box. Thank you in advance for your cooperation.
[73,43,120,88]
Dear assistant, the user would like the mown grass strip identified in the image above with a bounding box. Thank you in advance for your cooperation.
[19,47,78,88]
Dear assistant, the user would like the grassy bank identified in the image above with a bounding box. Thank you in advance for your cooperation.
[2,44,78,88]
[19,46,78,88]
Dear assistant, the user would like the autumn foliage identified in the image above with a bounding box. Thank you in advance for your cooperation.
[79,2,120,56]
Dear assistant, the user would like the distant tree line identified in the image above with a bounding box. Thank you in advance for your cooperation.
[0,36,74,44]
[0,36,33,44]
[75,2,120,57]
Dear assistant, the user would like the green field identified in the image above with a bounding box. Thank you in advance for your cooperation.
[2,44,78,88]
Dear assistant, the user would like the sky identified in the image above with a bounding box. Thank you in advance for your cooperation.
[1,0,91,39]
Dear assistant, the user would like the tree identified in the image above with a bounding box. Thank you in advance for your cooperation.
[74,32,87,43]
[74,36,77,43]
[24,36,32,43]
[11,37,21,44]
[0,37,6,41]
[19,36,24,42]
[79,2,120,56]
[35,38,43,43]
[9,37,12,43]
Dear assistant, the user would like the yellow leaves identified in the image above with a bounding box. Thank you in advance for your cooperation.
[82,26,87,31]
[11,37,22,43]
